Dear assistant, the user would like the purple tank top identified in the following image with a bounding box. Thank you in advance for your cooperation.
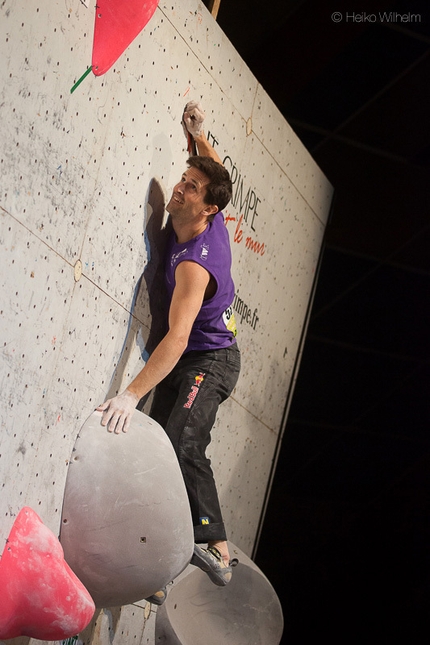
[165,211,238,352]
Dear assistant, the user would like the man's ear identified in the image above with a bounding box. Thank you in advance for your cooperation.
[202,204,218,218]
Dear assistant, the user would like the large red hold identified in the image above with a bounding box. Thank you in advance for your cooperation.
[92,0,160,76]
[0,507,95,641]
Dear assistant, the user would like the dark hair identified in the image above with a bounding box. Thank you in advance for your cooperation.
[187,156,232,216]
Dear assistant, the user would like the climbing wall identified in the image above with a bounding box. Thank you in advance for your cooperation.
[0,1,332,643]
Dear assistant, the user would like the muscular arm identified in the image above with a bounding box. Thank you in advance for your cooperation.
[98,261,210,432]
[193,131,224,166]
[127,261,209,398]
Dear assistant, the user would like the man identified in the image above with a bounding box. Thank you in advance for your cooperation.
[97,101,240,595]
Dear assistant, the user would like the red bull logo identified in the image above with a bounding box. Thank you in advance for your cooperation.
[183,373,205,409]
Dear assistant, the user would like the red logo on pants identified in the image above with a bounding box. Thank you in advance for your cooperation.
[183,373,205,409]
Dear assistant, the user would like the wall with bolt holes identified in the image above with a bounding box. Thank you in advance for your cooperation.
[0,1,332,642]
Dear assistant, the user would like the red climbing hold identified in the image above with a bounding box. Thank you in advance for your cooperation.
[0,507,95,641]
[92,0,160,76]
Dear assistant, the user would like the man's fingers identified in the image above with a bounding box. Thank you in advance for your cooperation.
[102,407,115,429]
[97,401,119,431]
[101,411,112,428]
[111,412,124,434]
[105,409,129,434]
[182,100,205,137]
[96,399,111,413]
[97,390,137,433]
[184,100,199,114]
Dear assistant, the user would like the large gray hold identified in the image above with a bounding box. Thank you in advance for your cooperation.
[60,410,193,607]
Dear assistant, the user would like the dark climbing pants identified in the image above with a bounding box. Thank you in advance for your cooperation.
[149,343,241,543]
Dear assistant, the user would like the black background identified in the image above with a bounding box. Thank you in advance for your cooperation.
[216,0,430,641]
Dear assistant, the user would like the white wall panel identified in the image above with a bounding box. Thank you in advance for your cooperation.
[1,1,332,642]
[77,604,155,645]
[207,398,277,555]
[252,84,333,221]
[0,218,76,532]
[159,1,260,116]
[0,214,139,533]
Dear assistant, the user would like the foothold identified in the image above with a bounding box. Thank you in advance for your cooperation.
[0,507,95,641]
[155,542,284,645]
[74,259,82,282]
[246,117,252,136]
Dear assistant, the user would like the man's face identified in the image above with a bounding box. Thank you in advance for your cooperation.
[167,167,215,222]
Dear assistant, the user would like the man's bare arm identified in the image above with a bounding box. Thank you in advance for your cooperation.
[97,261,210,432]
[126,261,209,399]
[193,131,223,165]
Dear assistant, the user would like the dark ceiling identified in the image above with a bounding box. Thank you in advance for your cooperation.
[215,0,430,640]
